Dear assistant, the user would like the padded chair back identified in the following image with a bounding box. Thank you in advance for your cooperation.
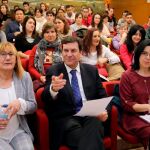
[102,81,145,149]
[35,86,118,150]
[35,87,45,109]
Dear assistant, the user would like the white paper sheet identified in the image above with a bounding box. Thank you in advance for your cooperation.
[74,96,113,117]
[139,114,150,123]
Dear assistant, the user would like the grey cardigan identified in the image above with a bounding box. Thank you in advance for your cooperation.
[13,71,37,140]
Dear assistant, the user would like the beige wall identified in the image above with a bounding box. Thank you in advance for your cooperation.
[111,0,150,25]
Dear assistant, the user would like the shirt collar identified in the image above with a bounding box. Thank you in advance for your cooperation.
[64,63,81,74]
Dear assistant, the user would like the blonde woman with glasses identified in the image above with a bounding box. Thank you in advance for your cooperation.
[0,42,37,150]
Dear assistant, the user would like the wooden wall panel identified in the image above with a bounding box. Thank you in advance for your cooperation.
[111,0,150,25]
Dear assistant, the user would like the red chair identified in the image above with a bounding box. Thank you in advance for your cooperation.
[34,87,50,150]
[35,87,118,150]
[26,87,49,150]
[20,50,32,71]
[96,64,108,78]
[102,81,144,149]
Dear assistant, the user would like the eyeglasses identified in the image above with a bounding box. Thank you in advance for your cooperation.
[141,51,150,58]
[0,52,15,59]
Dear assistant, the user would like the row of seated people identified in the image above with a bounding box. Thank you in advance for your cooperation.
[22,36,149,150]
[3,8,147,82]
[20,23,125,85]
[17,16,148,84]
[0,5,149,150]
[0,37,118,150]
[0,36,149,150]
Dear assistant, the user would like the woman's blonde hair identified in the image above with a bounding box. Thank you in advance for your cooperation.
[0,42,24,79]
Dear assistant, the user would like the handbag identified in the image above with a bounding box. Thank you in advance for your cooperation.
[106,63,125,81]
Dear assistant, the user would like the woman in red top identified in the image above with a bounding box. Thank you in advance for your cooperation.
[120,25,145,70]
[120,39,150,149]
[28,23,62,83]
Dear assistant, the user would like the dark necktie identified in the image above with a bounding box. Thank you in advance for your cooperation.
[70,70,82,112]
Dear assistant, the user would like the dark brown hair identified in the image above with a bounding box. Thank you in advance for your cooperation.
[83,28,102,56]
[61,36,82,51]
[22,16,37,38]
[41,23,57,37]
[55,15,70,35]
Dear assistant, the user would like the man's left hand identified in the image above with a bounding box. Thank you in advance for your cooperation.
[97,111,108,122]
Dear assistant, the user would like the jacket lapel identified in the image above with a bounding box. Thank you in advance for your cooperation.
[80,64,89,99]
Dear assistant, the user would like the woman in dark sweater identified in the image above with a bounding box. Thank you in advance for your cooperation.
[15,16,41,58]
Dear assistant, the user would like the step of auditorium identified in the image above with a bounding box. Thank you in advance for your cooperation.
[117,136,144,150]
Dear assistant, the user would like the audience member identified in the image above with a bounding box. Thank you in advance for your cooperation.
[89,13,103,32]
[15,16,40,58]
[81,28,123,80]
[70,12,87,32]
[0,21,7,42]
[28,23,62,83]
[0,4,10,25]
[42,36,108,150]
[1,0,10,11]
[101,14,112,46]
[145,26,150,39]
[5,8,24,43]
[124,12,136,31]
[56,8,65,18]
[65,5,75,25]
[59,5,66,11]
[120,24,145,69]
[46,10,55,24]
[13,5,19,11]
[23,2,33,16]
[34,7,47,34]
[40,2,48,17]
[51,7,57,16]
[82,7,92,27]
[0,42,37,150]
[112,23,128,50]
[143,16,150,30]
[107,8,117,32]
[117,10,129,26]
[88,6,93,17]
[54,15,73,40]
[120,39,150,149]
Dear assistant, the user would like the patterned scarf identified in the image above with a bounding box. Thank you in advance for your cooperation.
[34,38,62,74]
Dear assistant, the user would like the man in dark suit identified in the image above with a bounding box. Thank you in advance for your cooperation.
[5,8,24,43]
[42,36,108,150]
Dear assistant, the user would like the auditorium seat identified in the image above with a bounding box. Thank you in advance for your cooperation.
[102,81,145,150]
[35,87,118,150]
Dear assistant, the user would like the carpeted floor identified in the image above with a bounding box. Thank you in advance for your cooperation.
[117,136,144,150]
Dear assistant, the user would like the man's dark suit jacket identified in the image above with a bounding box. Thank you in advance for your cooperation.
[42,63,107,119]
[5,20,20,43]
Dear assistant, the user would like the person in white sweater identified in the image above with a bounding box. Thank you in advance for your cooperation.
[81,28,120,66]
[81,28,124,80]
